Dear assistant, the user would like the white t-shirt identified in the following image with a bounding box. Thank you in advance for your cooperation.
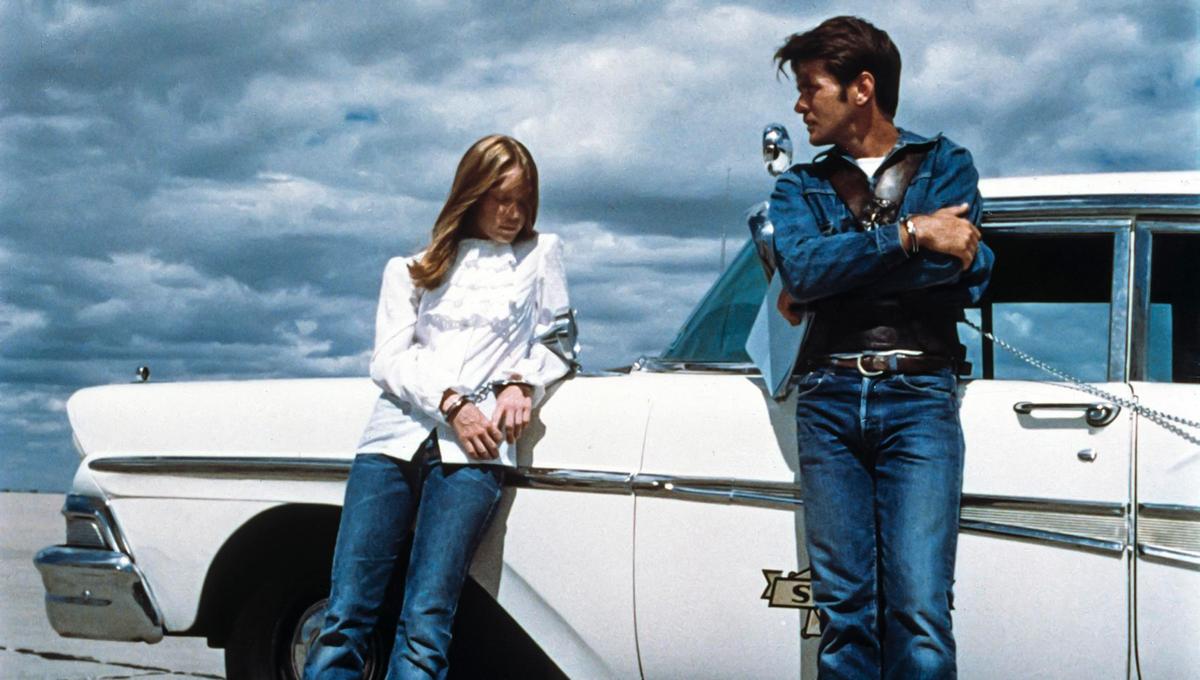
[356,233,571,465]
[856,156,885,178]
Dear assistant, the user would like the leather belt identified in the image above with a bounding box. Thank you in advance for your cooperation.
[807,354,958,377]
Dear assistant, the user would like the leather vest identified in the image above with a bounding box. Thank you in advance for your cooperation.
[806,295,966,360]
[801,149,967,362]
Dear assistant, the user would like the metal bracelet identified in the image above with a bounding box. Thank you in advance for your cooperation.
[904,217,920,256]
[442,394,472,423]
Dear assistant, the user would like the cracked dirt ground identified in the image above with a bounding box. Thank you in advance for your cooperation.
[1,493,226,679]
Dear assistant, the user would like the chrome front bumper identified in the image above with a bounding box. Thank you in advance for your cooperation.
[33,494,164,643]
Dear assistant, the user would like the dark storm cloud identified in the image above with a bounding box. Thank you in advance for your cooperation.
[1,0,1196,490]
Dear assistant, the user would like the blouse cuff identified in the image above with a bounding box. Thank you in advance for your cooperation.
[501,346,570,407]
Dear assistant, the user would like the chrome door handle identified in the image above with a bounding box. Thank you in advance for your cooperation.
[1012,402,1121,427]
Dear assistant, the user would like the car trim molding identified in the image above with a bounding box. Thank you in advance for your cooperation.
[89,456,351,477]
[983,194,1200,220]
[63,493,133,556]
[958,494,1128,554]
[88,456,1160,556]
[631,474,803,509]
[505,467,634,495]
[1136,503,1200,569]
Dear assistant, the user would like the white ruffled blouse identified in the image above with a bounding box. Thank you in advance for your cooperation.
[356,233,571,465]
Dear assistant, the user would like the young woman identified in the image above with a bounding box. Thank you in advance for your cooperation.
[304,135,571,679]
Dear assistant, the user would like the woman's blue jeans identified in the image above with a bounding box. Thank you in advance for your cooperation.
[303,435,504,680]
[794,367,964,680]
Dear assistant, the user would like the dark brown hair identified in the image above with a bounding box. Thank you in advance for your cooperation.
[774,16,902,119]
[408,135,539,289]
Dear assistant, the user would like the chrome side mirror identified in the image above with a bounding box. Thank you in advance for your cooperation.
[762,123,792,177]
[537,307,581,371]
[748,123,792,280]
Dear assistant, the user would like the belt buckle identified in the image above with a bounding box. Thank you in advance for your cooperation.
[855,355,885,377]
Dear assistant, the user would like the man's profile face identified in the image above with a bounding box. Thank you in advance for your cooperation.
[791,60,854,148]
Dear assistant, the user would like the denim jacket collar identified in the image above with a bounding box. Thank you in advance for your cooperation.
[815,127,942,169]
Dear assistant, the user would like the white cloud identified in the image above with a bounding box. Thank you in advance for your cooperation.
[0,301,48,342]
[552,220,728,366]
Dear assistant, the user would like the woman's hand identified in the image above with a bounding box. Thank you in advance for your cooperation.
[492,384,533,444]
[443,391,503,460]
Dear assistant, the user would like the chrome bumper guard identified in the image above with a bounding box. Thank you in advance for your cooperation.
[33,493,164,643]
[34,545,164,643]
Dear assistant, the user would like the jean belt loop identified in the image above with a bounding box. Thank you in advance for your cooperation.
[887,354,900,373]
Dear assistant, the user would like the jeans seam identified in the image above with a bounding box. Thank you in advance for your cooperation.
[794,371,828,398]
[894,373,955,396]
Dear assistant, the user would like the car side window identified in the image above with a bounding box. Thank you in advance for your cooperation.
[1147,232,1200,383]
[959,231,1115,381]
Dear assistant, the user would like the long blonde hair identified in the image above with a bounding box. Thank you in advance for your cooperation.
[409,135,539,289]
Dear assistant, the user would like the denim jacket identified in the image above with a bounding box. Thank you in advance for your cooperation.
[768,129,994,308]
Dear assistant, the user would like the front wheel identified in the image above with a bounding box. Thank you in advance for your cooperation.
[224,578,386,680]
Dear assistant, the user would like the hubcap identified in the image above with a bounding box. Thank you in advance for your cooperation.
[289,597,381,678]
[290,598,328,677]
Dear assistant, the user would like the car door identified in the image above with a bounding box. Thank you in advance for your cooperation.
[1126,222,1200,678]
[632,244,817,679]
[953,222,1135,679]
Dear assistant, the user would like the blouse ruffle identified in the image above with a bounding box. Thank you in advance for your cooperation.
[358,233,570,466]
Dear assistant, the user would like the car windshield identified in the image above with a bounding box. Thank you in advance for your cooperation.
[661,240,767,363]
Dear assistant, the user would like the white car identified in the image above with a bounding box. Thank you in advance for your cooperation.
[36,171,1200,679]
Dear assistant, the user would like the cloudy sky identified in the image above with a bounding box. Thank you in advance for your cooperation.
[2,0,1197,491]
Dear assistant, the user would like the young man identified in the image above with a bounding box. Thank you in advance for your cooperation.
[768,16,994,679]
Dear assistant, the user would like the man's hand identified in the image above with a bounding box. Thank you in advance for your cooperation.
[906,203,981,270]
[491,384,533,444]
[443,391,503,460]
[777,289,805,326]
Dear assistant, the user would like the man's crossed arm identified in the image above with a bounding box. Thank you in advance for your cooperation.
[770,144,993,323]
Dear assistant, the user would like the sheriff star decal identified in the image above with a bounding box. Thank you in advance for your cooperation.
[762,568,822,639]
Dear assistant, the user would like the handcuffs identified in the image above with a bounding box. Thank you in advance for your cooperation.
[441,307,580,423]
[441,379,534,423]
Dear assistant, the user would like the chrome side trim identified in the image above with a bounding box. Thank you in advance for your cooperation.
[635,359,760,374]
[1137,545,1200,569]
[979,217,1132,233]
[33,546,164,643]
[983,195,1200,220]
[633,474,803,509]
[958,495,1127,554]
[90,456,352,479]
[632,479,1130,551]
[958,520,1125,554]
[962,494,1125,516]
[63,494,132,556]
[1132,219,1200,233]
[87,456,1150,555]
[1111,228,1132,382]
[1128,225,1154,380]
[504,468,633,495]
[1136,504,1200,568]
[1139,503,1200,520]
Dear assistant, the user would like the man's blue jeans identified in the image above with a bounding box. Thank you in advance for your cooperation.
[794,366,964,680]
[303,436,504,680]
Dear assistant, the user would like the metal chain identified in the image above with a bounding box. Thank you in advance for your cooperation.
[962,318,1200,447]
